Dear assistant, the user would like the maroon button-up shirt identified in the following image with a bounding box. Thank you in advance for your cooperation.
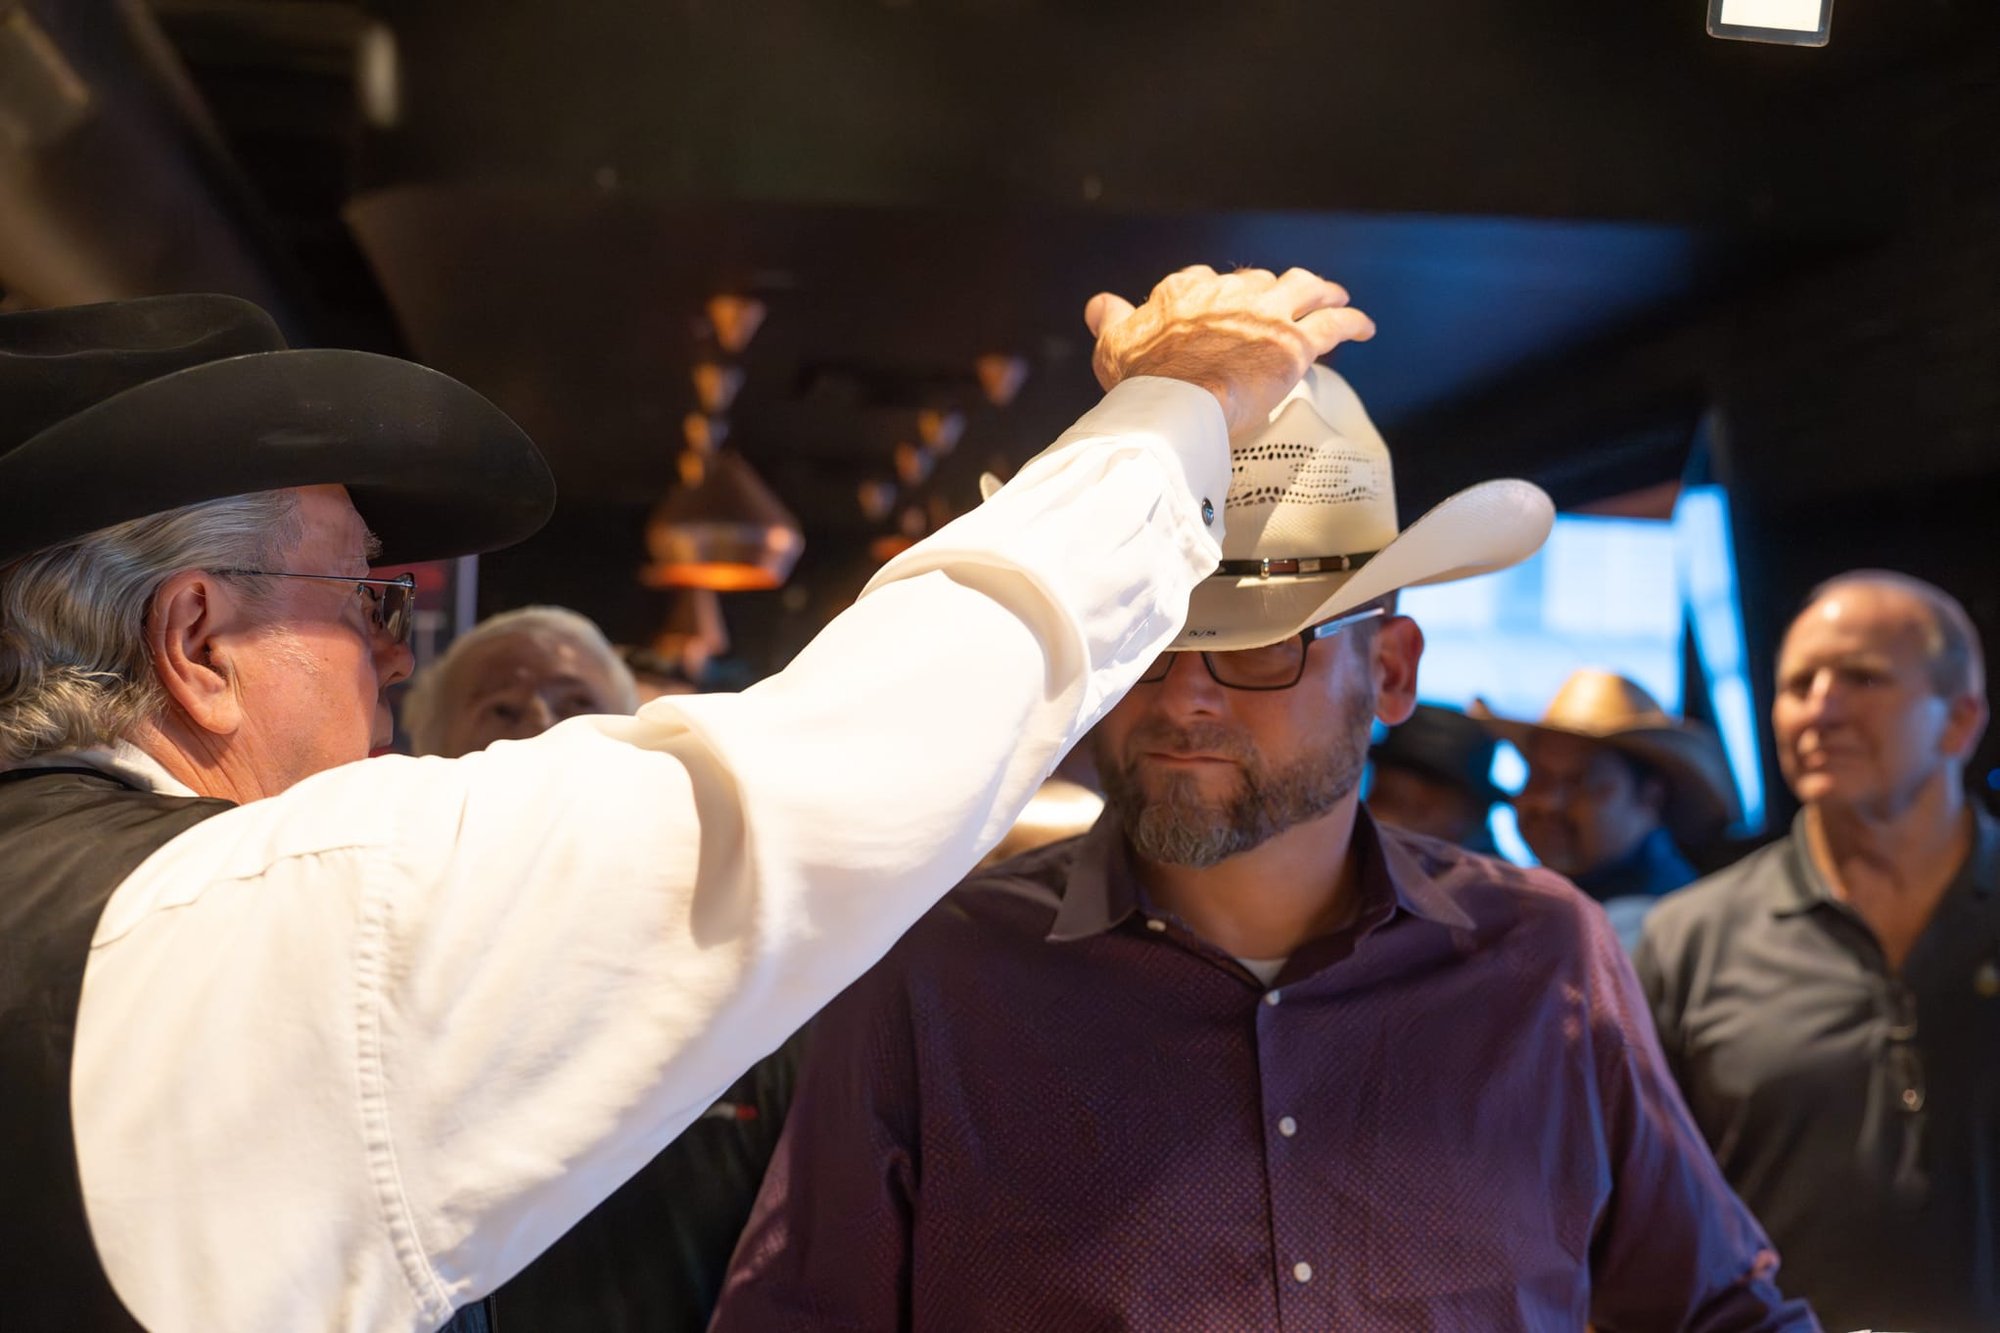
[713,812,1816,1331]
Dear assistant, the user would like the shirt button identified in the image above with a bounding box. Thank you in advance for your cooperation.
[1901,1087,1924,1111]
[1292,1261,1313,1284]
[1201,498,1216,524]
[1145,918,1167,933]
[1278,1116,1298,1138]
[1263,989,1281,1006]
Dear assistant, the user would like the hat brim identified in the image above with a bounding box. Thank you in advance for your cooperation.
[1467,702,1742,848]
[1172,478,1554,651]
[0,348,554,565]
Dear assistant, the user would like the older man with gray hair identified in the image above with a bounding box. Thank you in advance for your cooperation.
[0,264,1374,1331]
[1639,569,1996,1333]
[401,605,639,758]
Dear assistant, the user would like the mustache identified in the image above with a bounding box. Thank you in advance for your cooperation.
[1121,720,1255,765]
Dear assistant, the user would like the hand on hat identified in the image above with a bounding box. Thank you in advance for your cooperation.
[1084,266,1375,436]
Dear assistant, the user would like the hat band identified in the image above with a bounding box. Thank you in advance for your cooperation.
[1212,550,1380,580]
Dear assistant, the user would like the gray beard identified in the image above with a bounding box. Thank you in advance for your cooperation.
[1097,713,1371,869]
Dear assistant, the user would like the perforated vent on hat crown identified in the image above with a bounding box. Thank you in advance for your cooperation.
[1228,434,1383,511]
[1220,385,1400,562]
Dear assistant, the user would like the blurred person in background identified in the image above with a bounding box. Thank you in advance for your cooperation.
[403,605,638,757]
[712,368,1812,1332]
[402,605,801,1330]
[1364,702,1502,852]
[1474,668,1738,949]
[1639,571,1996,1333]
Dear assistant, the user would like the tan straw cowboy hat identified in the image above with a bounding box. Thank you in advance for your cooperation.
[1172,366,1554,651]
[1469,669,1742,848]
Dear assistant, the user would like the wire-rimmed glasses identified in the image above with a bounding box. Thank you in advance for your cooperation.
[215,569,418,644]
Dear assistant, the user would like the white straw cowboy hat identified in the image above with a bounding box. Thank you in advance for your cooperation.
[1172,365,1554,651]
[1469,668,1743,848]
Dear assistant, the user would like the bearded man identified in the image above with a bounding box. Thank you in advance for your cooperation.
[710,369,1815,1331]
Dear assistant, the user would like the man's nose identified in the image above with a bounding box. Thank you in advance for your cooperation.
[1514,785,1554,816]
[1151,653,1229,715]
[527,695,558,733]
[1800,669,1845,717]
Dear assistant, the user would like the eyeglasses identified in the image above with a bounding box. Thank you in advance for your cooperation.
[215,569,418,644]
[1137,605,1387,691]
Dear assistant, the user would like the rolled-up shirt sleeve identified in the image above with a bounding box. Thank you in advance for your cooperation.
[71,376,1228,1333]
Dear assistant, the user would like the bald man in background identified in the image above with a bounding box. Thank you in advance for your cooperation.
[1638,571,1997,1333]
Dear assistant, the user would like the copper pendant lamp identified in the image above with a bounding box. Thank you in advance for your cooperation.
[642,448,804,592]
[640,295,803,592]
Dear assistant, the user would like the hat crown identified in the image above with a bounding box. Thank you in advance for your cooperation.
[1221,367,1400,562]
[1540,668,1677,735]
[0,294,285,454]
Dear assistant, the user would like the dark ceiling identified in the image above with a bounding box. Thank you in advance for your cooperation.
[5,0,1995,656]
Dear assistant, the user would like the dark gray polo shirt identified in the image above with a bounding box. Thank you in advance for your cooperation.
[1636,804,2000,1333]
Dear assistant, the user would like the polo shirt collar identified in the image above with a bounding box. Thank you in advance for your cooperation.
[1775,802,2000,917]
[1046,804,1474,944]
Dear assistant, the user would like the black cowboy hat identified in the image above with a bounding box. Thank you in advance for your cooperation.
[1370,704,1506,808]
[0,294,554,565]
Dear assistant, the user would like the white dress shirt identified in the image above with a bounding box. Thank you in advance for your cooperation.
[66,377,1228,1332]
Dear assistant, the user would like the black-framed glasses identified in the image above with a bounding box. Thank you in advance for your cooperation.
[1137,605,1387,691]
[215,569,418,645]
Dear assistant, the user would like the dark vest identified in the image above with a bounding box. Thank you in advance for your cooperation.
[0,768,491,1333]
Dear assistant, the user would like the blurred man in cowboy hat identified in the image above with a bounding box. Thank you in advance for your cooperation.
[1472,669,1740,948]
[1366,702,1503,852]
[0,264,1374,1332]
[1638,571,1998,1333]
[712,367,1812,1331]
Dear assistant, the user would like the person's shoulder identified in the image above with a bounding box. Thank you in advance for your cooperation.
[883,832,1083,961]
[1377,824,1608,948]
[1644,836,1791,943]
[1380,824,1577,912]
[818,833,1085,1029]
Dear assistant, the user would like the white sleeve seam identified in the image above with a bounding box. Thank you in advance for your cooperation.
[353,840,455,1324]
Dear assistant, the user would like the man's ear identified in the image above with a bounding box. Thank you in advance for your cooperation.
[1942,691,1989,764]
[146,571,244,738]
[1372,615,1425,727]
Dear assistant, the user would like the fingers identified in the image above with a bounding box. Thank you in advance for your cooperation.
[1295,305,1377,353]
[1151,264,1219,299]
[1084,291,1136,337]
[1276,268,1351,316]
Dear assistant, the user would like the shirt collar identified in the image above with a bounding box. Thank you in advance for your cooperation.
[1047,813,1142,942]
[3,743,198,798]
[1776,802,2000,917]
[1046,804,1475,944]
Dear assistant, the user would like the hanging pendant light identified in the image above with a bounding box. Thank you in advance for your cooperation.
[641,294,800,592]
[642,449,804,591]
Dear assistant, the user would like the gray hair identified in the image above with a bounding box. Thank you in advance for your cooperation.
[0,491,303,764]
[1802,570,1987,701]
[401,604,638,756]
